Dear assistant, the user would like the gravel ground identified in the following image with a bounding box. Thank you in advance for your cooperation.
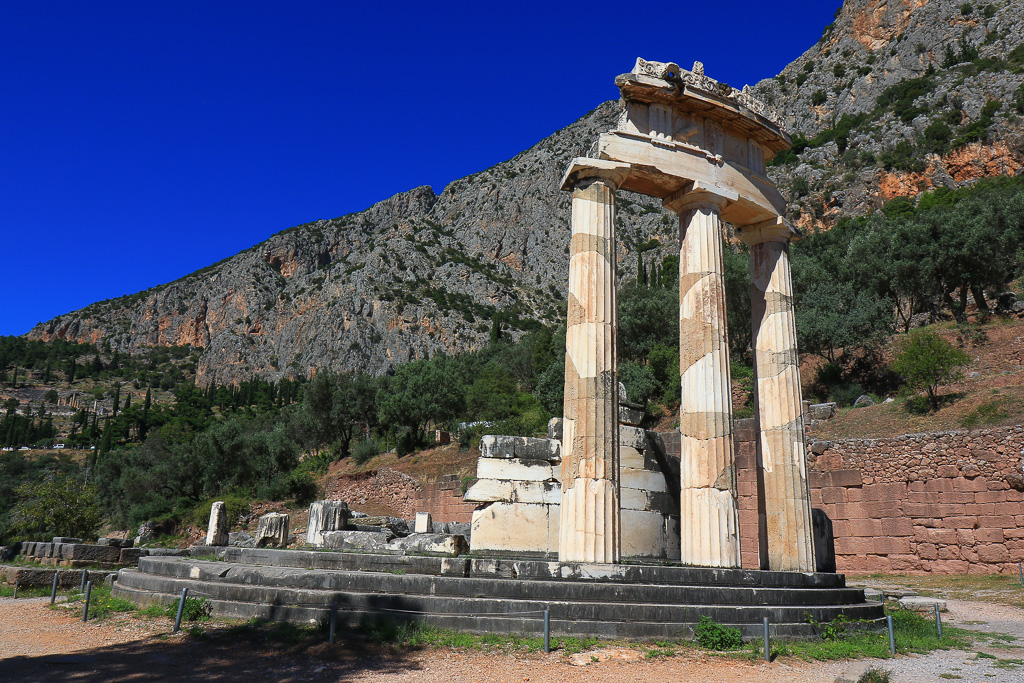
[2,594,1023,682]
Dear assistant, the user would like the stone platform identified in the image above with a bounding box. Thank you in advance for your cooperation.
[112,547,883,640]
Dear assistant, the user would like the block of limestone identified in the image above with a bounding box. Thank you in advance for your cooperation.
[306,500,349,547]
[205,501,229,546]
[255,512,290,548]
[414,512,432,534]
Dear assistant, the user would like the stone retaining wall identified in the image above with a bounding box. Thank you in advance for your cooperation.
[325,468,476,523]
[732,423,1024,574]
[414,476,477,524]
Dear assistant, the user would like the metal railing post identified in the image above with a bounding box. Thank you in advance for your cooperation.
[173,587,188,633]
[82,581,92,622]
[763,617,770,662]
[543,609,550,653]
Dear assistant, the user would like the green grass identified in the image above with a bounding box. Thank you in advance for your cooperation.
[992,657,1023,669]
[58,584,138,620]
[0,584,55,598]
[140,603,167,618]
[348,619,598,654]
[747,609,973,662]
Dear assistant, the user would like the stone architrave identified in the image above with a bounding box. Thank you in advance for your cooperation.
[558,159,631,564]
[255,512,290,548]
[665,189,741,568]
[205,501,229,546]
[737,217,816,572]
[306,500,349,547]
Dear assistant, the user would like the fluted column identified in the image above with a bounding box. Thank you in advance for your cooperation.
[664,190,741,568]
[558,159,630,564]
[738,218,815,573]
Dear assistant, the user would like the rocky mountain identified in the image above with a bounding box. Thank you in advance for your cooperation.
[30,103,669,385]
[29,0,1024,384]
[754,0,1024,229]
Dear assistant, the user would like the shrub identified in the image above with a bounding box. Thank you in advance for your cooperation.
[879,141,925,173]
[892,330,970,411]
[811,90,827,106]
[858,669,891,683]
[191,495,251,532]
[830,383,868,407]
[351,438,379,465]
[166,596,212,622]
[285,470,318,505]
[694,615,742,650]
[9,472,102,541]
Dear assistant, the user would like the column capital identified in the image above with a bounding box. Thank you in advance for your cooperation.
[662,180,738,214]
[735,215,802,247]
[560,158,632,192]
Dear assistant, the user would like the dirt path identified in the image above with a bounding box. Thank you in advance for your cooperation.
[2,594,1023,682]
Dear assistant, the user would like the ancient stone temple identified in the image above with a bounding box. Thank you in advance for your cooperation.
[558,58,814,571]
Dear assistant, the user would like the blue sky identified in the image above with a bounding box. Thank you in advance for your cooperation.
[0,1,840,336]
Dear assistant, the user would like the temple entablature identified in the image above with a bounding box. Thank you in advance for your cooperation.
[593,58,794,228]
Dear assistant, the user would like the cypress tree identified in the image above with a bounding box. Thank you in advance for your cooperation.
[140,388,151,439]
[112,383,121,417]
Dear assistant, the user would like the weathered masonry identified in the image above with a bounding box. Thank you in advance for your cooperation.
[558,58,814,571]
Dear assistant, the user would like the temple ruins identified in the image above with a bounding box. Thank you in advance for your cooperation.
[102,59,876,640]
[472,58,815,572]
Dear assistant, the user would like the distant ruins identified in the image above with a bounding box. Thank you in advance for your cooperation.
[472,58,815,572]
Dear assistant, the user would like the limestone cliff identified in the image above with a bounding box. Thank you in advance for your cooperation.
[29,0,1024,382]
[30,103,670,384]
[753,0,1024,225]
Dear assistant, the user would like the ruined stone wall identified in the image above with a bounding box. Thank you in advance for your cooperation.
[731,423,1024,574]
[414,476,477,524]
[325,468,476,523]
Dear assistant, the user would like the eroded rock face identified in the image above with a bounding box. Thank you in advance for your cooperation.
[27,103,673,384]
[752,0,1024,226]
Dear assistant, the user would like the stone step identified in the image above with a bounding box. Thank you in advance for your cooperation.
[113,580,842,640]
[186,547,848,590]
[135,557,867,608]
[114,568,881,638]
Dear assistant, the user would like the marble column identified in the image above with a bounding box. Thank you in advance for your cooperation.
[558,159,630,564]
[738,218,815,573]
[664,191,741,568]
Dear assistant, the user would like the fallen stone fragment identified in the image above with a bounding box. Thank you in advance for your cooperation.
[255,513,290,548]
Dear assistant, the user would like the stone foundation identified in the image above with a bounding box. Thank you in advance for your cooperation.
[466,433,679,561]
[804,425,1024,574]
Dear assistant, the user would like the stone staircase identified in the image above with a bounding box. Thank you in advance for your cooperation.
[112,547,884,639]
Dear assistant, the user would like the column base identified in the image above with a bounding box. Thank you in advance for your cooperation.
[558,478,620,564]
